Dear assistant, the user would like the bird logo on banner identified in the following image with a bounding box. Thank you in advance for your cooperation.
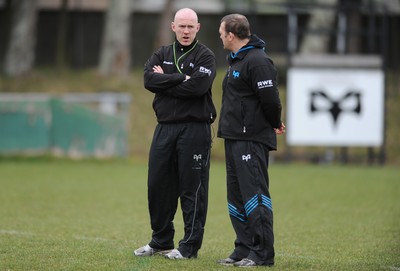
[310,90,362,126]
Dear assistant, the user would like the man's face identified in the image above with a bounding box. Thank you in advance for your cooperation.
[219,22,231,51]
[172,15,200,46]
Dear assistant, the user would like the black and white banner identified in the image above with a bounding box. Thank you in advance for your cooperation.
[286,68,384,146]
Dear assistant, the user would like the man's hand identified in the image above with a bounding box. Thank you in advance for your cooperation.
[153,65,164,74]
[274,122,286,135]
[153,65,190,81]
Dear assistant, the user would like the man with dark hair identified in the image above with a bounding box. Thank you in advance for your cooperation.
[217,13,285,267]
[134,8,217,260]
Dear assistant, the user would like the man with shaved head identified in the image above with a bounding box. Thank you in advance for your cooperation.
[134,8,217,260]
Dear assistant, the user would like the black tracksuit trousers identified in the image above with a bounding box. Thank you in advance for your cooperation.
[147,122,211,258]
[224,139,275,266]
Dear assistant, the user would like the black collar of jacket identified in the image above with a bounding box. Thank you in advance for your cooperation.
[175,39,198,53]
[227,34,266,64]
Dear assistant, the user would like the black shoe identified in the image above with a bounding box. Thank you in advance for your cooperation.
[234,258,257,267]
[217,257,238,266]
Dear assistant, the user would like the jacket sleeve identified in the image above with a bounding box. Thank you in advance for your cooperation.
[163,51,216,98]
[250,58,282,128]
[143,48,186,93]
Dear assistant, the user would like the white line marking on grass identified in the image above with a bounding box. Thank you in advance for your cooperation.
[0,229,35,236]
[73,235,114,242]
[388,267,400,271]
[1,229,129,243]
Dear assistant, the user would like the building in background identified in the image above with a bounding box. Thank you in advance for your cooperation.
[0,0,398,70]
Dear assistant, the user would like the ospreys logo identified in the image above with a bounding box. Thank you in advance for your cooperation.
[232,70,240,79]
[242,154,251,162]
[193,154,202,161]
[310,90,362,126]
[192,154,202,170]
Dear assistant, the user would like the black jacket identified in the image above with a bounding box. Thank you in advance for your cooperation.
[144,39,217,124]
[217,35,282,150]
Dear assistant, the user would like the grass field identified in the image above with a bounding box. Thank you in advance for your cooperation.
[0,158,399,270]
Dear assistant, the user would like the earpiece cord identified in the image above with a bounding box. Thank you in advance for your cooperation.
[173,40,199,74]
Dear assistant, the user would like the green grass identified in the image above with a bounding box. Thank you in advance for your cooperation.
[0,159,399,270]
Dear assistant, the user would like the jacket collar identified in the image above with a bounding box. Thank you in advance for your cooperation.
[229,34,266,61]
[174,39,198,53]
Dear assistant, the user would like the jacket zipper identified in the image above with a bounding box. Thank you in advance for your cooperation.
[240,101,246,133]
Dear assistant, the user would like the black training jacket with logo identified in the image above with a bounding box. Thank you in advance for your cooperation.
[217,35,282,150]
[144,39,217,124]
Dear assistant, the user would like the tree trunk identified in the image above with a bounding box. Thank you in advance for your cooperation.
[3,0,38,76]
[299,0,338,54]
[98,0,132,77]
